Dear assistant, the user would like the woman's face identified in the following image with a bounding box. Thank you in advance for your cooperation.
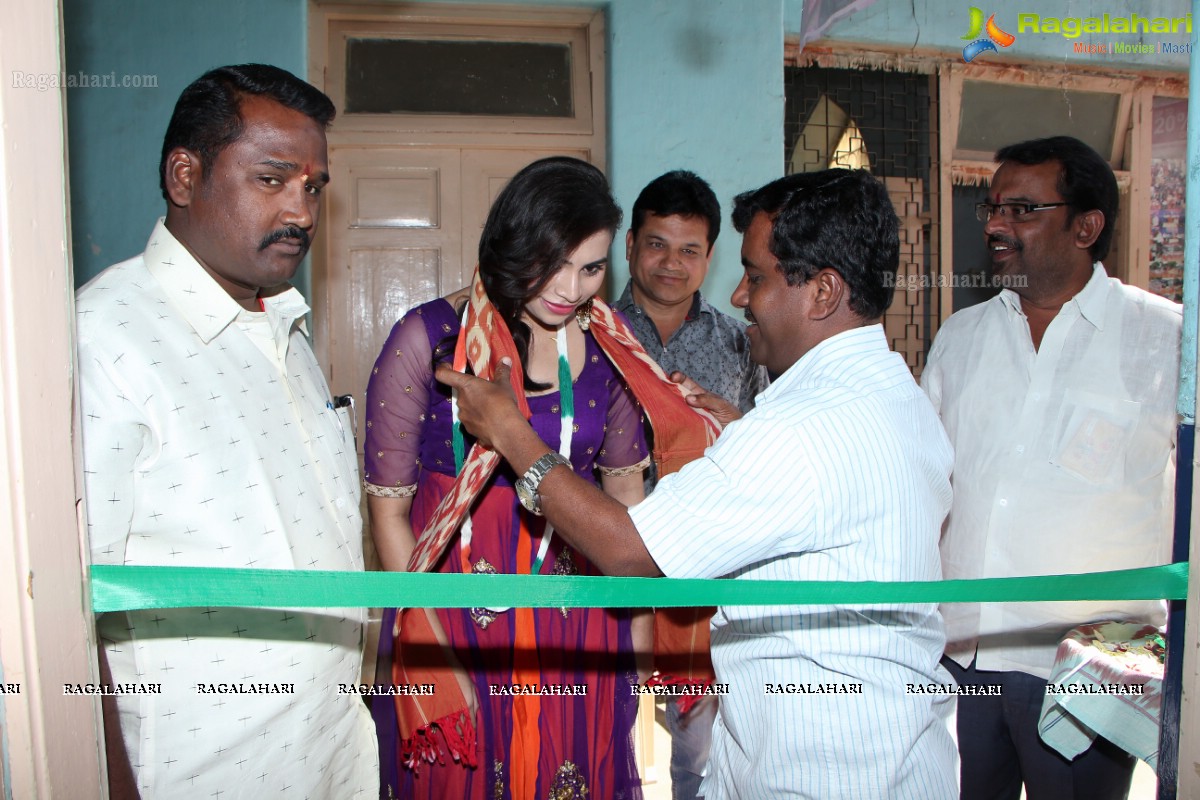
[522,230,612,329]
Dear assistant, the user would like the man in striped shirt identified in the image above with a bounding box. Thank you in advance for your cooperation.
[444,168,958,798]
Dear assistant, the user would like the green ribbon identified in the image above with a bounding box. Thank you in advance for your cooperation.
[89,562,1189,614]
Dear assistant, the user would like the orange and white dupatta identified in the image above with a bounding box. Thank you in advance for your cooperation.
[391,273,721,793]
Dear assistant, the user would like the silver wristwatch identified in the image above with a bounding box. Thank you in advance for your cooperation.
[515,452,571,515]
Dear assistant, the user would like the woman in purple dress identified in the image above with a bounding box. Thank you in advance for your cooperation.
[364,157,649,799]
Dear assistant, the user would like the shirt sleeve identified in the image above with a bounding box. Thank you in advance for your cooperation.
[78,346,149,566]
[363,310,437,493]
[631,413,816,578]
[596,375,649,471]
[920,334,945,414]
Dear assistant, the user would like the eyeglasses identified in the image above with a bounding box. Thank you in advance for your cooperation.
[974,202,1068,223]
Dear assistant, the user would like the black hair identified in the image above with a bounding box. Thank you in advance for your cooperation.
[159,64,335,200]
[731,169,898,319]
[478,156,622,391]
[629,170,721,252]
[994,136,1118,261]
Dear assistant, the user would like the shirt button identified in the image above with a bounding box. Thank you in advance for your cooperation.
[335,498,346,509]
[999,498,1008,507]
[1031,393,1041,401]
[1015,445,1025,454]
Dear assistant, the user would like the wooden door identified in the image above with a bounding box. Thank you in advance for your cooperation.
[323,146,460,409]
[321,145,593,443]
[310,5,606,426]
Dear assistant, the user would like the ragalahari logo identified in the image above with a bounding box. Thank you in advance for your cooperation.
[962,7,1016,62]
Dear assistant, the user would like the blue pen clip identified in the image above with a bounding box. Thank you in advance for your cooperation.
[331,394,357,441]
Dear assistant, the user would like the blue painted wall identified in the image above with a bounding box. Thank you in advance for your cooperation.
[63,0,1187,312]
[607,0,784,311]
[64,0,309,288]
[62,0,782,315]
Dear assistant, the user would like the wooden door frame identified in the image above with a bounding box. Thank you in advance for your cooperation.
[0,1,104,795]
[307,1,607,377]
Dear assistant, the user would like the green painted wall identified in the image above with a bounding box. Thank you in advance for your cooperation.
[64,0,310,289]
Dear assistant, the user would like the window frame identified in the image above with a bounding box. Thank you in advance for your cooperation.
[314,3,601,137]
[787,40,1187,331]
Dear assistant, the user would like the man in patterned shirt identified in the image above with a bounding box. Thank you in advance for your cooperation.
[616,170,768,427]
[614,170,767,799]
[77,65,377,798]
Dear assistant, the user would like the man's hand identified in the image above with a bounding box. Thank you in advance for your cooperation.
[670,371,742,429]
[435,360,527,455]
[441,359,661,577]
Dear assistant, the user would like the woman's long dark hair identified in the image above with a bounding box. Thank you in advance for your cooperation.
[478,157,622,391]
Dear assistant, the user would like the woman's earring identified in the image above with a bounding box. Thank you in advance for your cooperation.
[576,299,593,332]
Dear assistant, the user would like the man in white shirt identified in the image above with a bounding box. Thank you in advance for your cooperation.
[923,136,1180,798]
[614,169,768,800]
[444,169,958,799]
[77,65,377,799]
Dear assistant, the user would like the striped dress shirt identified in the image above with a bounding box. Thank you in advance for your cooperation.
[632,324,958,799]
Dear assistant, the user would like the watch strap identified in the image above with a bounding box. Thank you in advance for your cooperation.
[519,451,571,514]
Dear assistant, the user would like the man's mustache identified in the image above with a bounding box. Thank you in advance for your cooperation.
[259,226,310,251]
[987,234,1020,252]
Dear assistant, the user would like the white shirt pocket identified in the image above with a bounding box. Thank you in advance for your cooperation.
[1050,389,1140,485]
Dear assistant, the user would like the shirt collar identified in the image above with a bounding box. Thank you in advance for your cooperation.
[615,281,638,314]
[762,324,887,400]
[614,279,707,321]
[143,218,310,345]
[997,262,1109,330]
[1072,263,1111,329]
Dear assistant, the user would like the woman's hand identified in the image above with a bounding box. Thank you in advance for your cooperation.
[443,286,471,315]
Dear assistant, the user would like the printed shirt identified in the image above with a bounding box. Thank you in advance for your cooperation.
[614,282,767,413]
[632,325,958,799]
[77,220,377,799]
[615,282,769,492]
[923,264,1180,679]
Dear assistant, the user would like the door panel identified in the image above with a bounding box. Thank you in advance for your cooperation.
[324,146,595,449]
[325,147,461,418]
[458,147,591,275]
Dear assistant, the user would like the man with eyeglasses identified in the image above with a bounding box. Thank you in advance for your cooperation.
[922,136,1180,798]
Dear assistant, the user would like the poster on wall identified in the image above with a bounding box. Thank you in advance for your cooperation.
[1150,97,1187,303]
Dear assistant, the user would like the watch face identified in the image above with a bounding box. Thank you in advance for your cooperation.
[516,479,538,513]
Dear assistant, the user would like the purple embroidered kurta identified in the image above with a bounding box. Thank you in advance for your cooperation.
[365,299,646,800]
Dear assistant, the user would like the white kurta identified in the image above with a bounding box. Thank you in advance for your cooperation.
[923,264,1180,679]
[77,220,377,799]
[633,325,958,800]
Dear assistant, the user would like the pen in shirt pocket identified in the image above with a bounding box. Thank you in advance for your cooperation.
[328,394,357,441]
